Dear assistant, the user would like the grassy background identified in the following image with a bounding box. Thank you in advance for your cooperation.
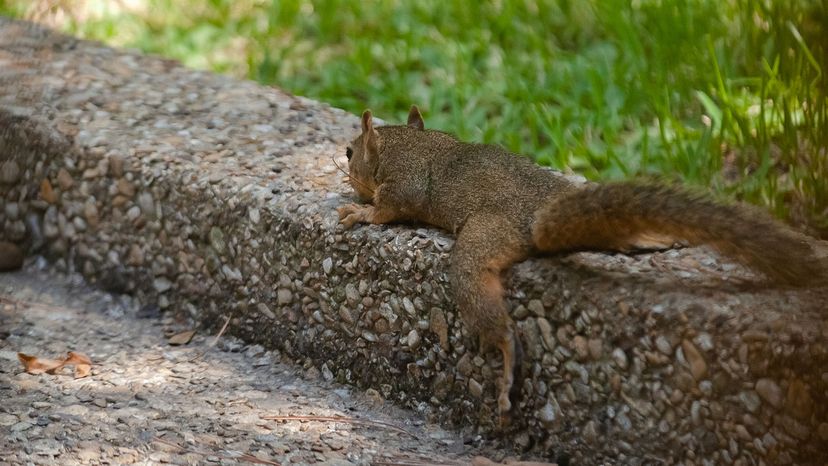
[2,0,827,236]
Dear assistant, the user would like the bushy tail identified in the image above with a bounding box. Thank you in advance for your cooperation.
[532,182,827,286]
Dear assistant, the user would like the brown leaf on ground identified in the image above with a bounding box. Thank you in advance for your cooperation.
[66,352,93,378]
[17,353,65,374]
[168,330,196,346]
[74,363,91,378]
[471,457,557,466]
[65,351,92,365]
[18,351,94,377]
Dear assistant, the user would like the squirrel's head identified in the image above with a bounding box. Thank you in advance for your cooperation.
[345,105,425,201]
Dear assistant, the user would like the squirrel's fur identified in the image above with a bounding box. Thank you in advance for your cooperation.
[338,105,826,421]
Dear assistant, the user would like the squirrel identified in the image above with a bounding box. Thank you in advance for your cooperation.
[337,105,826,422]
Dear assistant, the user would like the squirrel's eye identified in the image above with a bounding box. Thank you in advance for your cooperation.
[346,147,353,160]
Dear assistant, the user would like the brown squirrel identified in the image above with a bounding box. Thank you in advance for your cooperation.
[337,105,825,421]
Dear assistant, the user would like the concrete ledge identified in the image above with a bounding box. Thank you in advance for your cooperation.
[2,19,827,464]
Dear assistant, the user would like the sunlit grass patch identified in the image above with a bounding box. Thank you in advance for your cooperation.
[2,0,825,235]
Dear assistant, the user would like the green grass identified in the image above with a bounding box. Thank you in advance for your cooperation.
[2,0,826,236]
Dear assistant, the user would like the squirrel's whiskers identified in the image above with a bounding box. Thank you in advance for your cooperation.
[332,153,374,196]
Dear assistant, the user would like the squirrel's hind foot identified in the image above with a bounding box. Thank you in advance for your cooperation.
[495,327,524,426]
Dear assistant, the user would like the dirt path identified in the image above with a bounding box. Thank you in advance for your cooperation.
[0,264,523,465]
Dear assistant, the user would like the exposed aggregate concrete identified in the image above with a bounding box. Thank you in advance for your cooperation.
[1,18,827,465]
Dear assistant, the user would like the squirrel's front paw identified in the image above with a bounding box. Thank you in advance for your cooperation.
[337,204,367,230]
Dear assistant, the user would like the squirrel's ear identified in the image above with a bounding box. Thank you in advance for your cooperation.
[361,110,374,134]
[361,110,379,158]
[407,105,424,130]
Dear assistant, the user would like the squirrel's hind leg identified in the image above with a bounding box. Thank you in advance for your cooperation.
[451,215,531,423]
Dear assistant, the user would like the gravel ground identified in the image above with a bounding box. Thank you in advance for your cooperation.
[0,262,533,466]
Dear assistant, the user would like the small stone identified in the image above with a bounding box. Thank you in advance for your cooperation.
[572,335,589,361]
[249,208,260,224]
[587,338,602,360]
[406,329,421,350]
[222,265,242,282]
[468,379,483,398]
[669,389,684,404]
[0,413,18,426]
[153,277,172,293]
[776,414,810,440]
[734,424,751,441]
[312,310,325,323]
[690,400,702,425]
[56,168,73,190]
[785,379,813,420]
[257,303,275,319]
[565,360,589,384]
[127,244,143,266]
[538,399,560,428]
[537,317,555,351]
[582,420,598,443]
[429,308,449,351]
[519,318,542,359]
[138,192,155,218]
[693,332,714,351]
[338,307,354,325]
[612,348,628,370]
[117,178,135,197]
[4,202,18,220]
[322,257,333,274]
[126,205,141,221]
[739,391,760,413]
[655,336,673,355]
[512,304,529,320]
[344,284,359,306]
[0,161,20,184]
[277,289,293,305]
[11,421,32,432]
[456,353,473,377]
[615,412,632,431]
[109,155,125,177]
[402,297,415,315]
[321,363,334,381]
[209,227,226,254]
[755,378,782,408]
[84,202,99,227]
[527,299,544,316]
[681,339,707,380]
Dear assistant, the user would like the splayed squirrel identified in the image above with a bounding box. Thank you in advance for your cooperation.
[337,105,825,421]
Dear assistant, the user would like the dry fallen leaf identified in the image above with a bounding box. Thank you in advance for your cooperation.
[74,363,91,378]
[17,353,65,374]
[65,352,93,378]
[18,351,94,377]
[65,351,92,365]
[168,330,196,346]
